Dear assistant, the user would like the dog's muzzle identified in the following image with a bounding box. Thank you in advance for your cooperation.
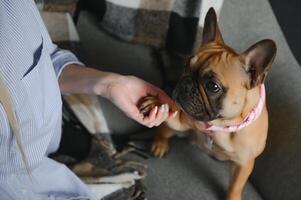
[173,76,213,121]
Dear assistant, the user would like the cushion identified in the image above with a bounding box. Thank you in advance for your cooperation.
[144,138,263,200]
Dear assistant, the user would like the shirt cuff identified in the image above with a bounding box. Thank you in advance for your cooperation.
[51,48,84,78]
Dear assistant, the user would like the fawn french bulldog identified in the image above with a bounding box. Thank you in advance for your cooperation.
[138,7,276,200]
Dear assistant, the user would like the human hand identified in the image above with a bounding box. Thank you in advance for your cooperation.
[101,74,176,127]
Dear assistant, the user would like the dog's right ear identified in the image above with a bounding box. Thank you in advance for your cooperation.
[202,7,224,46]
[241,39,277,88]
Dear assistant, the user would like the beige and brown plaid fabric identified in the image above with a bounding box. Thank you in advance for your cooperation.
[101,0,224,55]
[37,0,79,15]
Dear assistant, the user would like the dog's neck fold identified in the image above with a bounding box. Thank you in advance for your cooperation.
[202,84,266,133]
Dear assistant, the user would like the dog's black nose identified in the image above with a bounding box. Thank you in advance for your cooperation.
[181,76,194,94]
[172,76,196,101]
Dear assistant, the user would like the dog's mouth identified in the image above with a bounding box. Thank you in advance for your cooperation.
[177,100,211,122]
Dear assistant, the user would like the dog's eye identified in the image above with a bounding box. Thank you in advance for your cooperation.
[205,80,221,93]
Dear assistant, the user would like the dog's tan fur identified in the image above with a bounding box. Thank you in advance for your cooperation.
[149,8,276,200]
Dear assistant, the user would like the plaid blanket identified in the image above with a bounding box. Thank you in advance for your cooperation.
[35,0,79,15]
[101,0,224,55]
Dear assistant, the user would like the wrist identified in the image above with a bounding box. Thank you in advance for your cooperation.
[93,72,122,99]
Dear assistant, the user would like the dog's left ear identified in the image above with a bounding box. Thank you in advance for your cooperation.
[202,7,224,45]
[241,39,277,88]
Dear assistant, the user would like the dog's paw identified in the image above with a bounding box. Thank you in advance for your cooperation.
[137,95,161,117]
[151,139,169,158]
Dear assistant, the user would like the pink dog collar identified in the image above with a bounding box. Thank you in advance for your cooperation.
[204,84,266,132]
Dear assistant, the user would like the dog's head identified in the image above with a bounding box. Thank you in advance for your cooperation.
[173,8,276,122]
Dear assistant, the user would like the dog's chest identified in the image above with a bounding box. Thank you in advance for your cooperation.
[190,131,213,151]
[191,131,236,161]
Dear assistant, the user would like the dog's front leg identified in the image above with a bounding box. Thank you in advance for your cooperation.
[151,110,192,158]
[151,123,175,158]
[227,159,255,200]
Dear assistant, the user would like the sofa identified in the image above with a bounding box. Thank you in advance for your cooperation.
[44,0,301,199]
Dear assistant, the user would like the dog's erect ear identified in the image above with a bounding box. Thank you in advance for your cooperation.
[241,39,277,88]
[202,7,224,45]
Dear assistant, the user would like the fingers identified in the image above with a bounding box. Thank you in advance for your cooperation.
[142,106,158,128]
[142,104,177,128]
[152,104,169,127]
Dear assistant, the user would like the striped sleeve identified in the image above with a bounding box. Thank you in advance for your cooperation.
[50,45,84,78]
[27,0,84,78]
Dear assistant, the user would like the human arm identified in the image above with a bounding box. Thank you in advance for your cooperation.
[58,64,176,127]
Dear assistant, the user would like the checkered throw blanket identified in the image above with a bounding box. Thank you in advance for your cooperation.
[101,0,224,55]
[38,0,79,15]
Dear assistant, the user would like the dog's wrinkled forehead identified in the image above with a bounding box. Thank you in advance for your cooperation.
[191,44,237,67]
[189,45,247,85]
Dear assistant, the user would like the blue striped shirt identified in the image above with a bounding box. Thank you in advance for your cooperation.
[0,0,96,199]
